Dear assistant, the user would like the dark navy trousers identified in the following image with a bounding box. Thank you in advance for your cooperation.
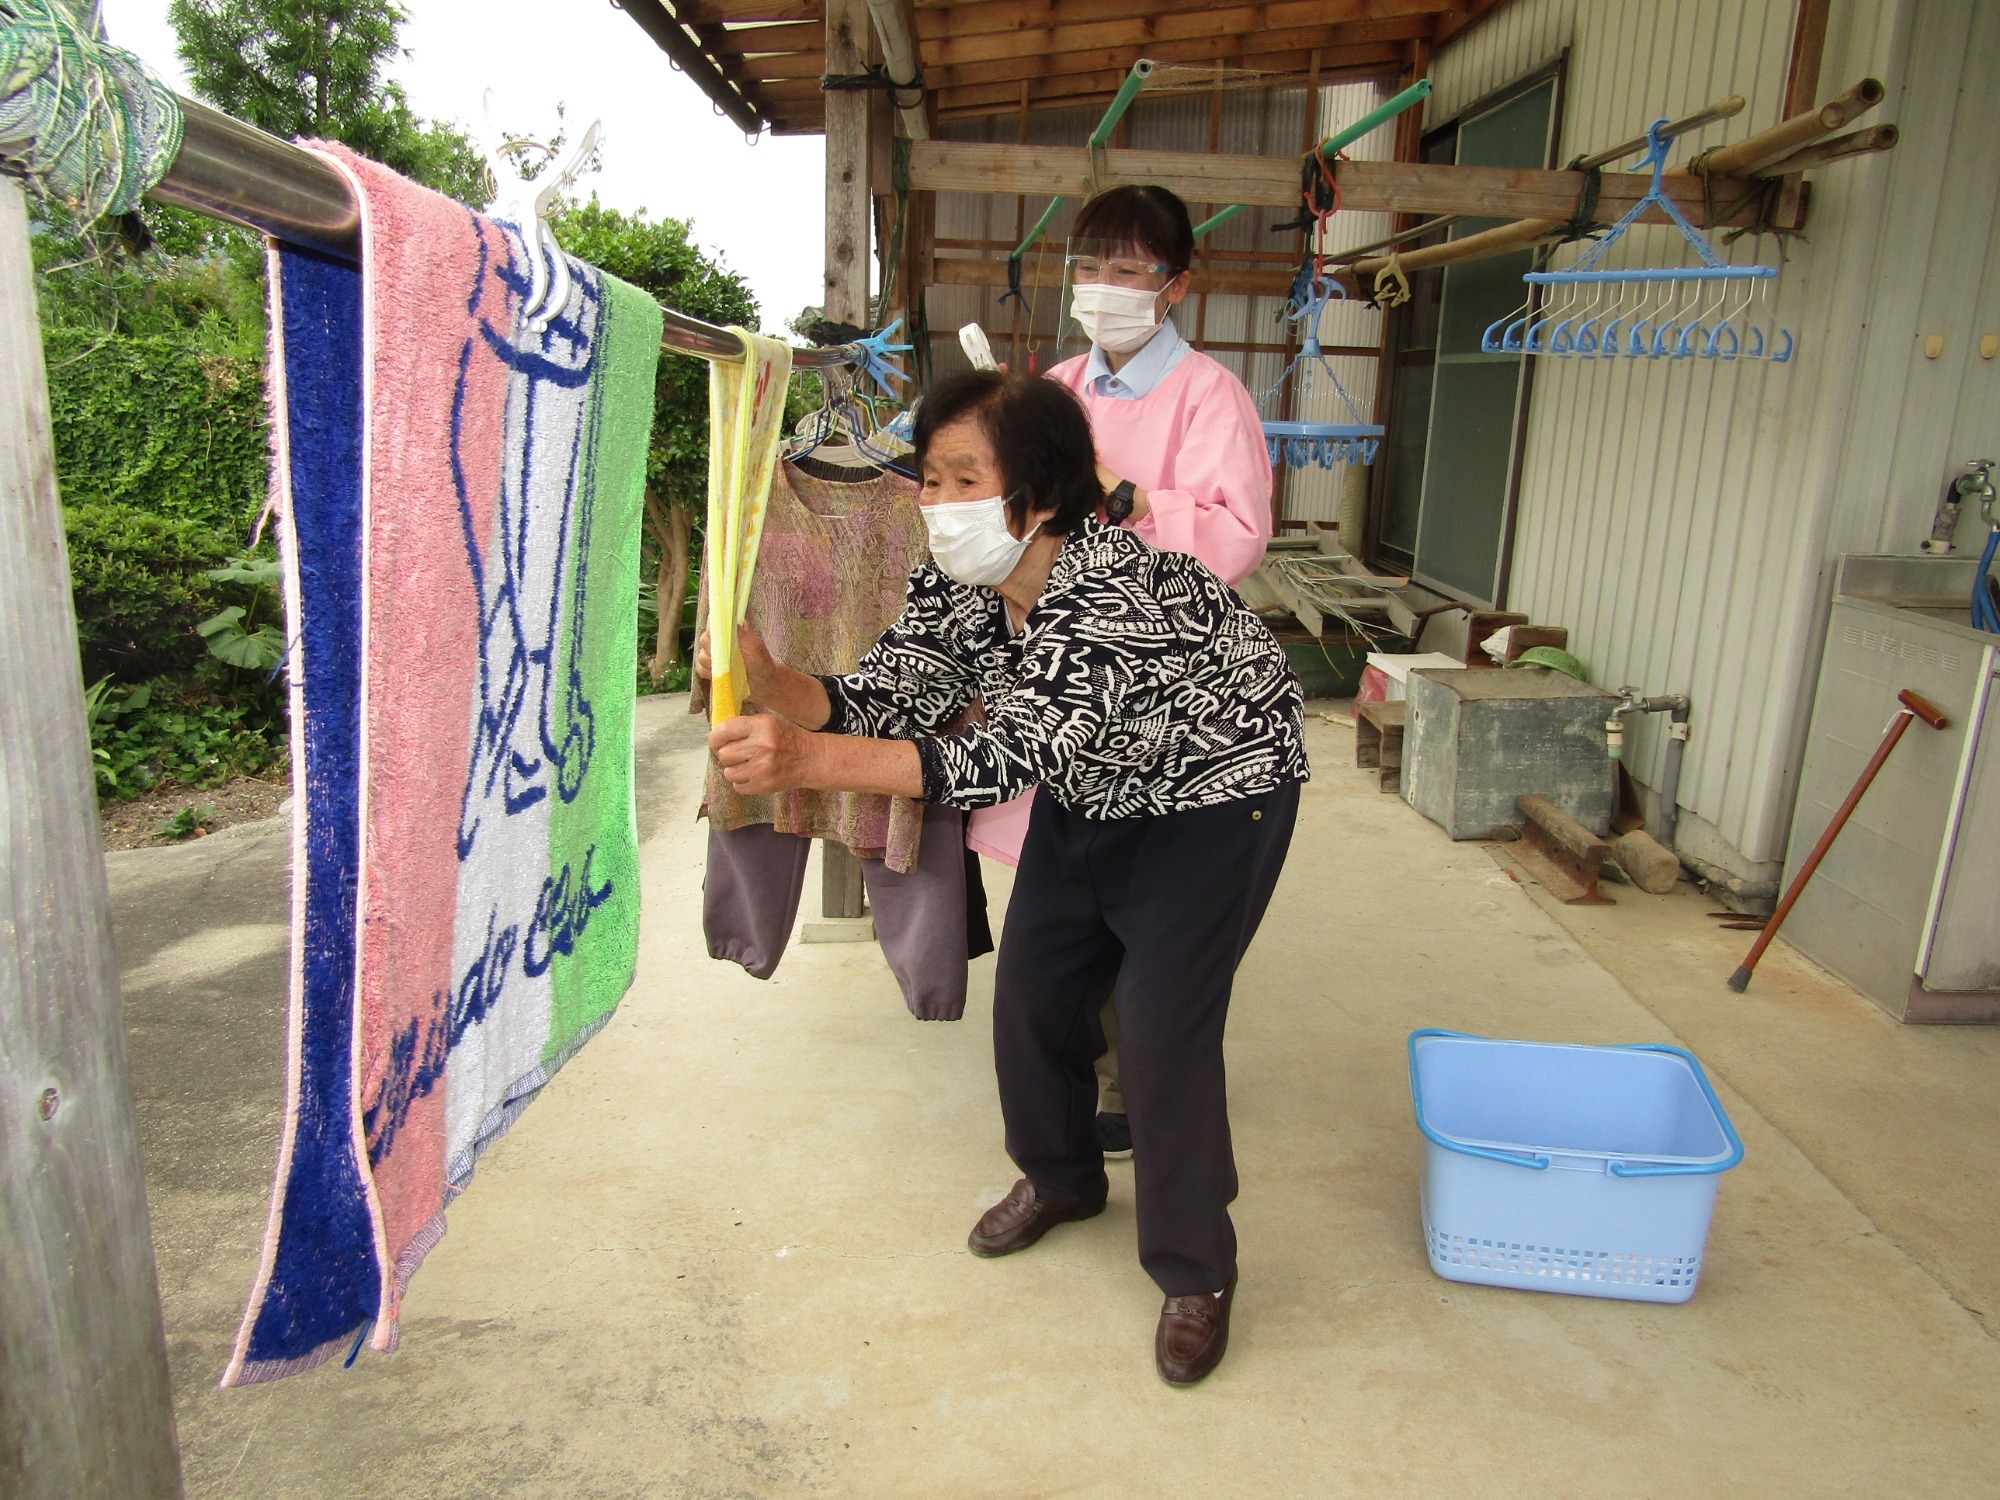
[993,781,1300,1295]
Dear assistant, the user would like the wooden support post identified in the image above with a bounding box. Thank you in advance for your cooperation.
[822,843,868,920]
[1784,0,1834,119]
[824,0,873,326]
[820,0,879,931]
[0,177,182,1498]
[1778,0,1833,226]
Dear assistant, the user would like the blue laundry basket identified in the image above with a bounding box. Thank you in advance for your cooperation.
[1408,1030,1744,1303]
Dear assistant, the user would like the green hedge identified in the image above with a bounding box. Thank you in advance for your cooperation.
[48,328,271,683]
[46,328,268,532]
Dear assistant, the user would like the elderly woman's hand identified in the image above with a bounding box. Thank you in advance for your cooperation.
[708,712,818,795]
[695,623,777,697]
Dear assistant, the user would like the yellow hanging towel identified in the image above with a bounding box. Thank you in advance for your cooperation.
[705,328,795,720]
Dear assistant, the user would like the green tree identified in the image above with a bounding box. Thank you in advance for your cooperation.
[169,0,487,203]
[549,197,757,678]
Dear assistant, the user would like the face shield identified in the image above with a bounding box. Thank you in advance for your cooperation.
[1061,237,1182,357]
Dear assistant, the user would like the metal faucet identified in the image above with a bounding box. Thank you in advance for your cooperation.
[1921,459,1996,555]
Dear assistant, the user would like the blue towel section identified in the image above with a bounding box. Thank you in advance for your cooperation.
[239,245,381,1378]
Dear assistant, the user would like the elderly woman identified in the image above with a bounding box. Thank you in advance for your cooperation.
[702,370,1307,1386]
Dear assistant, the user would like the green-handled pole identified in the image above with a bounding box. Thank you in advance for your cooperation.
[1193,77,1433,239]
[1011,59,1157,260]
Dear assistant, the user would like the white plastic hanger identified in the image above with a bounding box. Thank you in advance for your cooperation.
[482,91,603,332]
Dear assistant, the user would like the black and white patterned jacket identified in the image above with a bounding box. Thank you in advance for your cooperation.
[820,517,1309,818]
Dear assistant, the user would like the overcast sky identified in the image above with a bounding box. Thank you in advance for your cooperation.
[99,0,829,333]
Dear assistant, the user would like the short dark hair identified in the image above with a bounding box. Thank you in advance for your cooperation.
[913,370,1102,537]
[1072,184,1194,276]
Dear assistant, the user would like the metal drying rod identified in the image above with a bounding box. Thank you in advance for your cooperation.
[149,97,856,368]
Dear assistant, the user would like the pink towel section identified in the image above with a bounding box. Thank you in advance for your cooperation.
[970,348,1275,869]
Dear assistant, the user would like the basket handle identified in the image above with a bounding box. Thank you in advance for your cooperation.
[1407,1029,1550,1170]
[1611,1044,1747,1176]
[1448,1141,1552,1171]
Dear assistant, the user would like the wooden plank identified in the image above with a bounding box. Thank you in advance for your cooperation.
[928,37,1408,92]
[745,51,829,80]
[824,0,872,323]
[923,9,1430,68]
[932,255,1296,297]
[916,0,1456,42]
[0,176,182,1498]
[726,19,823,51]
[933,57,1398,119]
[896,142,1807,229]
[682,0,821,19]
[1784,0,1832,118]
[821,842,868,920]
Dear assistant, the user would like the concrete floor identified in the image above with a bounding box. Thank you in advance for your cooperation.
[110,697,2000,1499]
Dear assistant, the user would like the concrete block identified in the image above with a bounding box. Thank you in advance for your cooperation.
[1404,667,1618,840]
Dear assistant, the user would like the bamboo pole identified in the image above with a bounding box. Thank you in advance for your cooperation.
[864,0,929,140]
[0,174,183,1498]
[1349,82,1883,284]
[1192,76,1433,239]
[1009,58,1154,259]
[1575,95,1745,171]
[1750,123,1899,177]
[1348,215,1564,281]
[1673,77,1884,177]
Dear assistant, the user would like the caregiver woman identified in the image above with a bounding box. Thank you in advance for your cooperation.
[974,184,1275,1163]
[703,371,1306,1386]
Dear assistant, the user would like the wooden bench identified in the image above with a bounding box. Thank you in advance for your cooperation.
[1355,699,1406,793]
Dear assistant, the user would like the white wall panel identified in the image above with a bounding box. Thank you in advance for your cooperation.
[1424,0,2000,875]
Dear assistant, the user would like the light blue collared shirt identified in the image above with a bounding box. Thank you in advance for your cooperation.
[1083,319,1189,401]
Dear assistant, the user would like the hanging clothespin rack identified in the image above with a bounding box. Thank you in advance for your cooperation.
[1483,118,1795,363]
[1257,275,1385,470]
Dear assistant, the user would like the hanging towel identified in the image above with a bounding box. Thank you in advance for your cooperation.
[704,328,793,720]
[225,145,662,1386]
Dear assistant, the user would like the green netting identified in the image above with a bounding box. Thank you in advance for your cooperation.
[0,1,182,221]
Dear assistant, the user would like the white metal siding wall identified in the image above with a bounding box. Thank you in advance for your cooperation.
[1425,0,1995,873]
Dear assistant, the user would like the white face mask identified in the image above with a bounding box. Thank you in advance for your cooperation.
[923,495,1040,588]
[1070,281,1167,354]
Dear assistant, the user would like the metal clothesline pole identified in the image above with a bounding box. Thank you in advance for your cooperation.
[149,97,860,368]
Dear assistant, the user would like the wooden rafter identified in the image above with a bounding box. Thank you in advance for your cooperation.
[932,56,1401,120]
[619,0,1492,136]
[912,0,1460,38]
[922,8,1436,67]
[883,141,1808,232]
[679,0,821,20]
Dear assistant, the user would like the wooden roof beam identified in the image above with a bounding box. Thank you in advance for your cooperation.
[720,19,823,51]
[678,0,821,21]
[885,141,1808,231]
[924,9,1440,68]
[933,59,1399,119]
[927,33,1416,91]
[914,0,1458,41]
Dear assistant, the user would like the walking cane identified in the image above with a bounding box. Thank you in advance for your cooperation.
[1728,688,1949,993]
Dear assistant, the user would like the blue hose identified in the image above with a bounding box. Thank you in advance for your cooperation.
[1975,527,2000,634]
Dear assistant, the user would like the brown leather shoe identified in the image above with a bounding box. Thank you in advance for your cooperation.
[967,1176,1108,1258]
[1155,1269,1238,1386]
